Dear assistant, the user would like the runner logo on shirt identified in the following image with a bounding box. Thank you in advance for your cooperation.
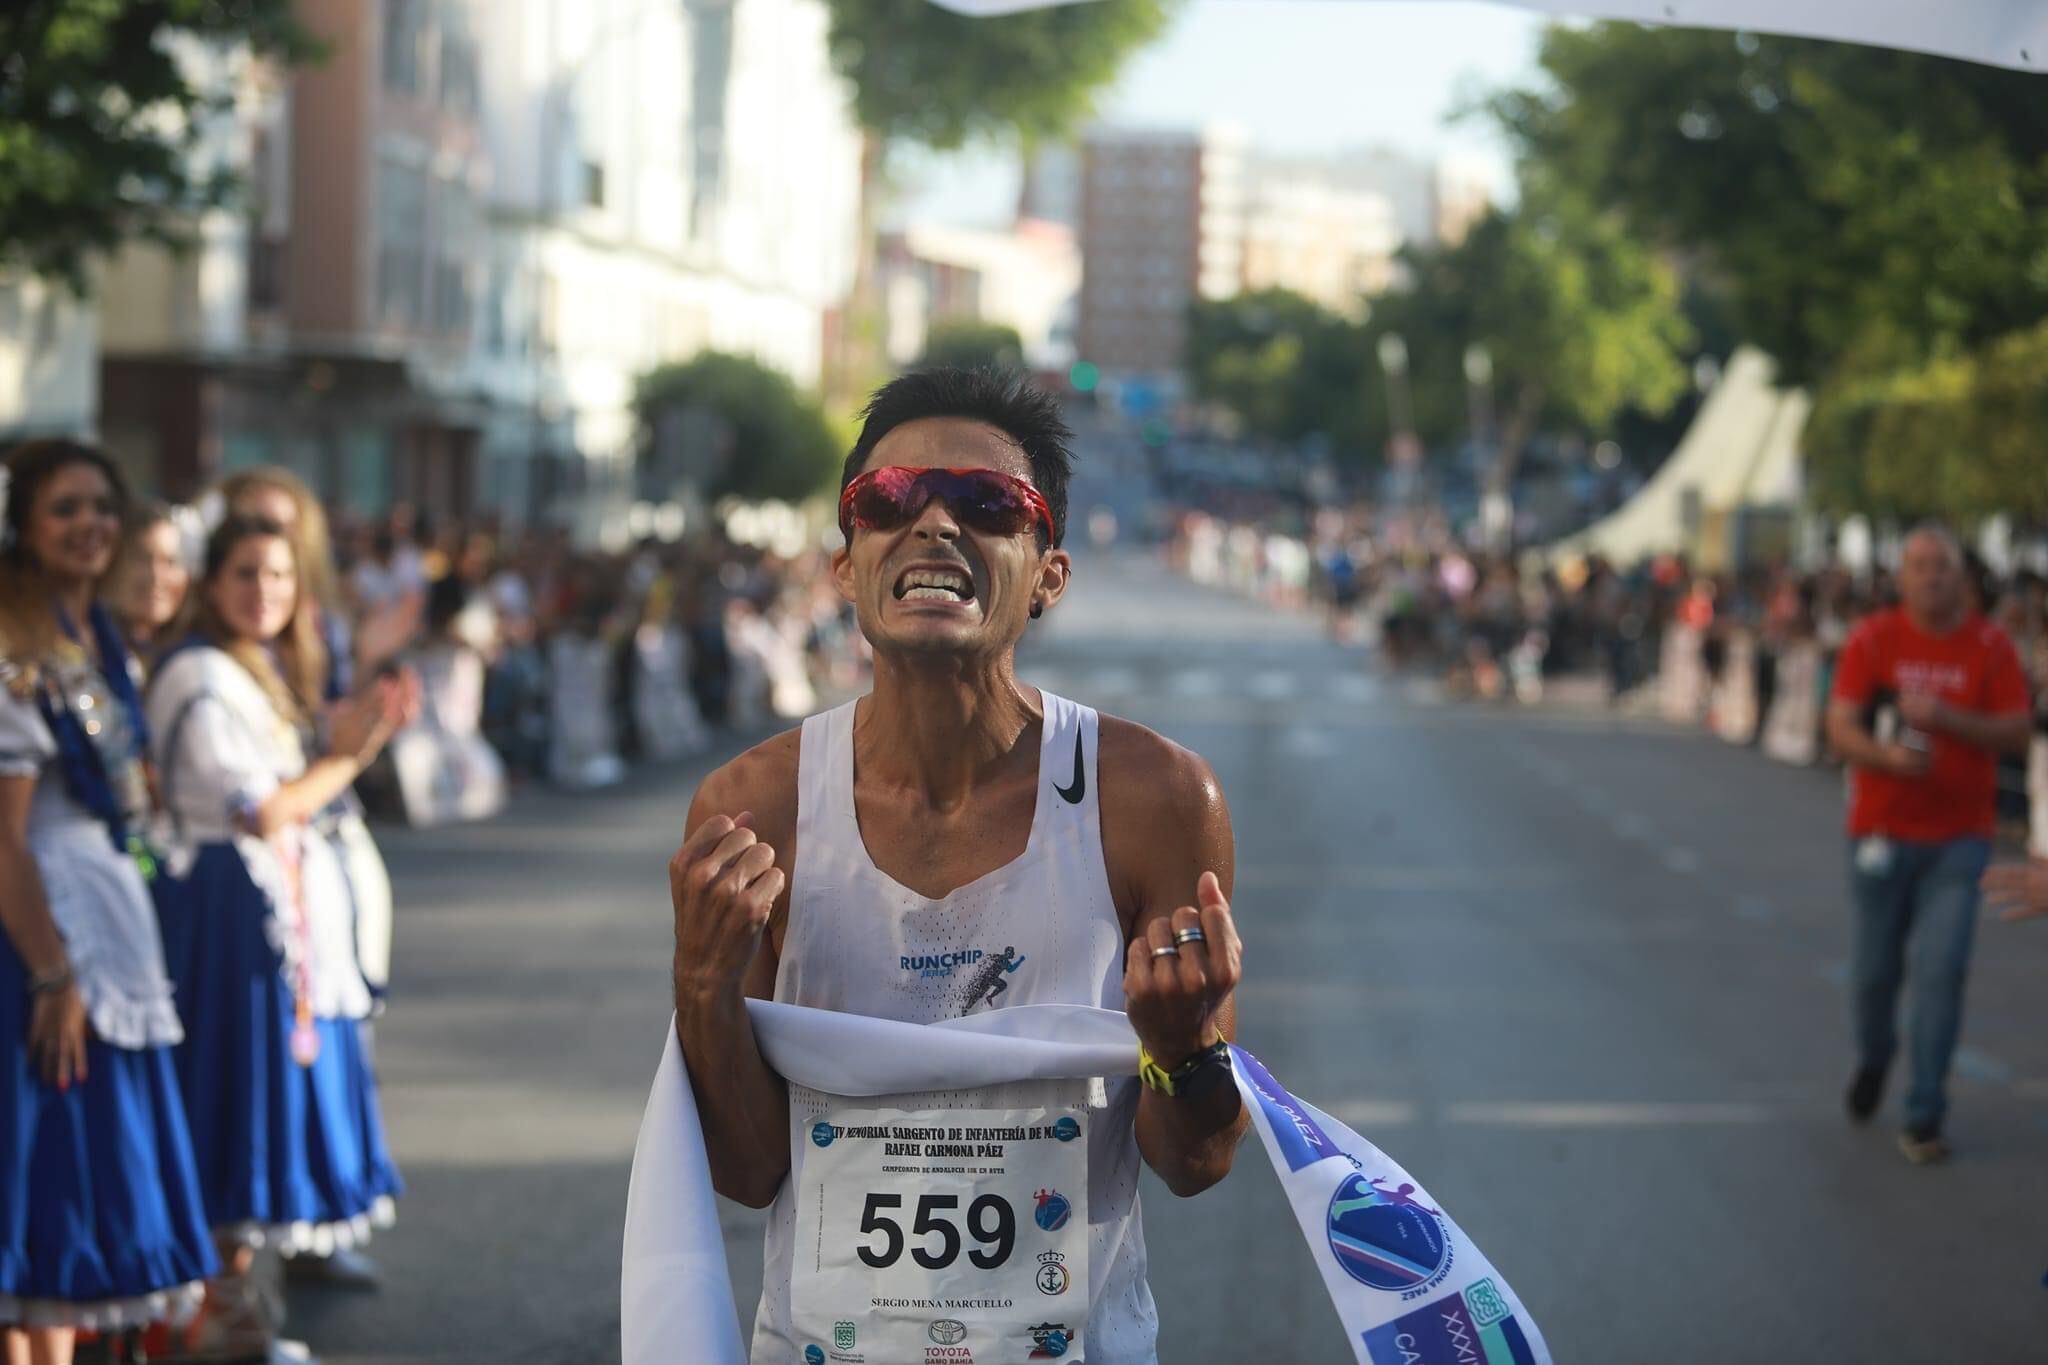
[958,947,1027,1013]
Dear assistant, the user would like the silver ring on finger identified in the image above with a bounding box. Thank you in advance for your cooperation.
[1173,925,1206,946]
[1150,944,1181,959]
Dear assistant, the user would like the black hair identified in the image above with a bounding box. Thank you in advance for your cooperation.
[840,368,1074,549]
[1,438,130,567]
[426,573,469,634]
[125,498,177,536]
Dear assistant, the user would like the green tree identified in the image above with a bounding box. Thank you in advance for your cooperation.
[1487,24,2048,386]
[1184,289,1371,453]
[920,318,1024,371]
[1185,204,1693,502]
[0,0,318,291]
[636,353,844,504]
[1805,321,2048,525]
[822,0,1173,152]
[818,0,1172,396]
[1387,205,1694,504]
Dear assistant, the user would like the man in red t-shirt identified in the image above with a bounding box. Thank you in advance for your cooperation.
[1825,527,2032,1164]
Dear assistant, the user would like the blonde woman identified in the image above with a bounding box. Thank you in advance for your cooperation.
[146,516,407,1356]
[217,471,405,1081]
[0,441,216,1364]
[104,502,193,670]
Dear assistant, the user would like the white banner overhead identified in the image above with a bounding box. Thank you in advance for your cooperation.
[924,0,2048,73]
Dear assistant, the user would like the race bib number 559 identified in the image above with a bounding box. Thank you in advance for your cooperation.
[792,1104,1091,1364]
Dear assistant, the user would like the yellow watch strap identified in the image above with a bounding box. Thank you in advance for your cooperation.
[1136,1043,1178,1096]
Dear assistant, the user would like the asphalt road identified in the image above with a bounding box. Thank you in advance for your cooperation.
[306,550,2048,1364]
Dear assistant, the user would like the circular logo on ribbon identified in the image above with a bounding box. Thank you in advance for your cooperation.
[1325,1172,1450,1291]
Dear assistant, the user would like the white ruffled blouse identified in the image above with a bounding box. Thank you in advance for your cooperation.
[0,675,183,1050]
[147,648,372,1022]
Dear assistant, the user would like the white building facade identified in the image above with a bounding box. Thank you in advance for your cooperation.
[468,0,861,539]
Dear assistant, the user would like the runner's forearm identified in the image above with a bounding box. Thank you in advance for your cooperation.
[1825,709,1891,769]
[676,977,791,1208]
[1933,706,2032,756]
[1135,1082,1246,1197]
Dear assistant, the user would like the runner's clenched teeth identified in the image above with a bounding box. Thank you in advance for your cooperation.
[895,567,976,602]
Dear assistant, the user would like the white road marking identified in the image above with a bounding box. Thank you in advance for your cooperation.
[1444,1100,1776,1127]
[1329,673,1381,704]
[1610,812,1651,841]
[1953,1047,2014,1086]
[1087,667,1140,695]
[1248,670,1299,701]
[1325,1100,1421,1127]
[1280,725,1336,759]
[1732,895,1776,923]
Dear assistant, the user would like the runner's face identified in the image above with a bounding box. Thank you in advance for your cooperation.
[1900,531,1961,622]
[834,418,1069,657]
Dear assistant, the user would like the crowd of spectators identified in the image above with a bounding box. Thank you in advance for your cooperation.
[2,443,868,1365]
[295,504,865,813]
[1168,503,2048,848]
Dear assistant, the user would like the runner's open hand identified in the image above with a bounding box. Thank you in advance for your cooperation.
[670,812,784,995]
[1125,870,1241,1068]
[1982,856,2048,922]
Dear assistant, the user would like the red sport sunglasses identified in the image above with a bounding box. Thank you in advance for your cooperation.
[838,466,1056,546]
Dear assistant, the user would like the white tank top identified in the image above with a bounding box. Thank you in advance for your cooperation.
[751,691,1158,1363]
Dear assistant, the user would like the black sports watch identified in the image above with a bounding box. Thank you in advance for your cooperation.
[1138,1038,1234,1100]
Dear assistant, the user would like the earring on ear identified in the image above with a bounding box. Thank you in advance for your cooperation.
[1030,601,1044,620]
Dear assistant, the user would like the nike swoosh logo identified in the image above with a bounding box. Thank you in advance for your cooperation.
[1054,729,1085,805]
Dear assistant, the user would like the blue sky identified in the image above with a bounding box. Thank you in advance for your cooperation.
[896,0,1549,225]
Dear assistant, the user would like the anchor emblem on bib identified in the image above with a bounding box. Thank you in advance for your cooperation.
[1034,1250,1070,1296]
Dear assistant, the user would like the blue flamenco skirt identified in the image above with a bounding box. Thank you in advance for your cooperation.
[153,844,403,1252]
[0,940,217,1329]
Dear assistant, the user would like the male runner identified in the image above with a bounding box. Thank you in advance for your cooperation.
[669,368,1247,1362]
[1826,525,2031,1163]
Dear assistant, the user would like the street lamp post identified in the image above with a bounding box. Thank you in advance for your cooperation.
[1463,342,1493,454]
[1376,331,1412,443]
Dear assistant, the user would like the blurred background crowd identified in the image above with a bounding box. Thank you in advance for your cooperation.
[1168,501,2048,852]
[119,481,867,819]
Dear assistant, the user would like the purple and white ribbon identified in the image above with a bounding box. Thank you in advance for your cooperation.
[622,1001,1551,1364]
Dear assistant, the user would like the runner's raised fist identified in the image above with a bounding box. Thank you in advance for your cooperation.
[670,812,784,994]
[1124,870,1241,1069]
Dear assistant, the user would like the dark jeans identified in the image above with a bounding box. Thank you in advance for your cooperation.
[1847,835,1991,1131]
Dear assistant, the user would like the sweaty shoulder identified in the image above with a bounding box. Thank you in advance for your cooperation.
[689,724,802,849]
[1096,714,1223,821]
[1095,713,1232,928]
